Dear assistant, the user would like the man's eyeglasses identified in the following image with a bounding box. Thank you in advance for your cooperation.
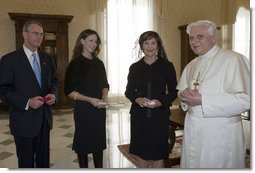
[27,31,44,37]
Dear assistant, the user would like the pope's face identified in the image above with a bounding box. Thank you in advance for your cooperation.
[189,25,216,56]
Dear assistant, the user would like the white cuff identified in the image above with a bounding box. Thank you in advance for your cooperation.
[180,101,188,111]
[25,99,30,110]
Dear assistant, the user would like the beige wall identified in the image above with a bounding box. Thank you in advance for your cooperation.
[0,0,224,78]
[157,0,223,76]
[0,0,93,59]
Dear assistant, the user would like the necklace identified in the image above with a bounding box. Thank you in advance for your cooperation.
[193,48,221,89]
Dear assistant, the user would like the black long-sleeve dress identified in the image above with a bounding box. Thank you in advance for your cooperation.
[125,57,177,160]
[64,55,109,154]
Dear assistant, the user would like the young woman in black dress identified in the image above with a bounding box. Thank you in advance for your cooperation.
[125,31,177,168]
[64,29,109,168]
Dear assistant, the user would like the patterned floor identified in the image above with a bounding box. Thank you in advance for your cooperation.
[0,104,251,169]
[0,104,135,168]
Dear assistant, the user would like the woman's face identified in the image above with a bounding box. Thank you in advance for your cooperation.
[142,37,158,58]
[81,34,98,54]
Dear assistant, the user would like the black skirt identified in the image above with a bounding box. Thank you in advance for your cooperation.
[72,107,106,154]
[129,115,169,160]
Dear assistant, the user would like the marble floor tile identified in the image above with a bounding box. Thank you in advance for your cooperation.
[0,104,135,169]
[0,104,250,169]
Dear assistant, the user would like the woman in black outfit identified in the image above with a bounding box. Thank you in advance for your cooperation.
[125,31,177,168]
[64,29,109,168]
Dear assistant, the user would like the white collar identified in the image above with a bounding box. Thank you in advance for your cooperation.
[199,45,220,62]
[23,45,38,60]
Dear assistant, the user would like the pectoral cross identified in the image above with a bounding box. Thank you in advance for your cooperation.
[193,72,200,89]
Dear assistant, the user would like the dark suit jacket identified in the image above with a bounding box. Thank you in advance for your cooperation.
[0,48,58,138]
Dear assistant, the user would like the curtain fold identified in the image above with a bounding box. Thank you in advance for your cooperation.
[89,0,107,13]
[222,0,249,25]
[221,0,250,49]
[233,7,250,59]
[156,0,167,18]
[107,0,156,104]
[89,0,157,104]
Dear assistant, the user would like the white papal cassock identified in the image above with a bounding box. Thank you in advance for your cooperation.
[176,45,250,168]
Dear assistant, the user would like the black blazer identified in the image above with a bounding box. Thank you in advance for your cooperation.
[125,57,177,118]
[0,48,58,137]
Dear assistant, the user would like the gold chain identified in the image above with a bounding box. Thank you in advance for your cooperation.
[193,48,221,89]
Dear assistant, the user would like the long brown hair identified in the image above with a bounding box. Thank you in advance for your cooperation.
[138,31,168,60]
[72,29,101,60]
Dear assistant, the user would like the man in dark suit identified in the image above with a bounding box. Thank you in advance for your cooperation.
[0,20,58,168]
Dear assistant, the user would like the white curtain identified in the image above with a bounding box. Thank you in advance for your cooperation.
[252,1,255,61]
[221,0,250,50]
[106,0,156,104]
[233,7,250,59]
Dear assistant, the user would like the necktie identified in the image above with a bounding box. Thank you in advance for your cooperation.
[32,53,41,87]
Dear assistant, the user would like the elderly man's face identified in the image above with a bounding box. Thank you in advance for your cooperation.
[189,25,216,56]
